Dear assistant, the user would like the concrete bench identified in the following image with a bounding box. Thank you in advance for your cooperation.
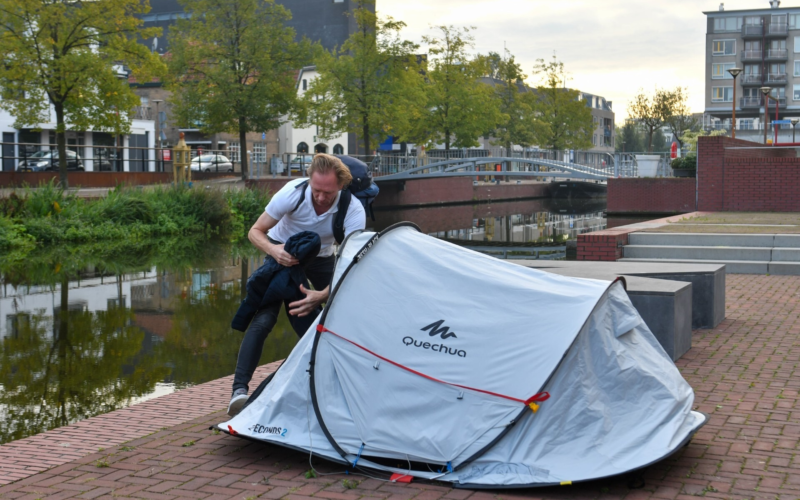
[507,261,726,361]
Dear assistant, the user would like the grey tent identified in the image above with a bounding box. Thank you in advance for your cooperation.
[219,223,706,488]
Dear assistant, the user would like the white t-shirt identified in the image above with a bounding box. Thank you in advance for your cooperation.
[266,178,366,257]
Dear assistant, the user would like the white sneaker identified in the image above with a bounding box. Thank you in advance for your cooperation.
[227,389,248,417]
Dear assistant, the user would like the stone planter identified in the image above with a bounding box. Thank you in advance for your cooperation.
[673,169,696,178]
[635,154,660,177]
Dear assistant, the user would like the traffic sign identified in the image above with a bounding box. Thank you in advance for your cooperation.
[773,119,792,124]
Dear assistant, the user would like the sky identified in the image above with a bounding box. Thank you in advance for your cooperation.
[379,0,800,123]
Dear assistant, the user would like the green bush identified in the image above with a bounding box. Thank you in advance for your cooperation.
[672,155,696,170]
[0,183,271,250]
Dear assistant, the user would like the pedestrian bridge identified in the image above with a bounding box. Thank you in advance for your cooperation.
[373,156,620,182]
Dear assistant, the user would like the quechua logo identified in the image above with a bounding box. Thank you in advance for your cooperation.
[421,319,457,339]
[402,320,466,357]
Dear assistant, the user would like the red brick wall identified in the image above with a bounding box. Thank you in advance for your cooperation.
[577,229,633,261]
[722,157,800,211]
[697,136,798,211]
[374,178,550,208]
[607,178,695,214]
[0,171,237,188]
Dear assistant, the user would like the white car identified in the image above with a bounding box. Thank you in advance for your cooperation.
[191,154,234,172]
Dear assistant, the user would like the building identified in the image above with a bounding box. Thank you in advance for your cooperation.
[132,0,370,164]
[0,93,155,173]
[703,0,800,142]
[277,66,349,159]
[579,92,615,165]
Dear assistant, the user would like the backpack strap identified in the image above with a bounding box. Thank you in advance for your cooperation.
[290,180,309,214]
[333,189,351,245]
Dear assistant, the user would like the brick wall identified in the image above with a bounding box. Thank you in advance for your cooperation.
[374,178,551,208]
[577,229,633,261]
[697,136,798,211]
[607,178,696,214]
[722,157,800,211]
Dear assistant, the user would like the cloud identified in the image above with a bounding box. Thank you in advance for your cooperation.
[380,0,800,121]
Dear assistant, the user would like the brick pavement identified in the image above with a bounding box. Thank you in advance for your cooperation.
[1,274,800,499]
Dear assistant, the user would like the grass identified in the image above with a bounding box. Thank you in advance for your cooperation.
[0,181,271,253]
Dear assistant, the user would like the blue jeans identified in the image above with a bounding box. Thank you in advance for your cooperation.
[232,254,335,393]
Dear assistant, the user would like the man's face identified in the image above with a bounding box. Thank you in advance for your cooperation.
[309,170,342,212]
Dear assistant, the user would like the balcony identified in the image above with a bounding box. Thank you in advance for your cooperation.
[130,106,153,120]
[768,96,788,107]
[766,72,788,84]
[766,48,788,60]
[741,74,763,85]
[740,96,764,108]
[741,49,763,61]
[742,24,763,38]
[767,23,788,36]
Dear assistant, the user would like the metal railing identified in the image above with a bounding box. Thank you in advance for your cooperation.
[767,72,788,83]
[767,48,788,59]
[741,96,764,107]
[768,23,788,35]
[743,25,764,36]
[742,49,763,60]
[0,142,244,174]
[742,74,763,85]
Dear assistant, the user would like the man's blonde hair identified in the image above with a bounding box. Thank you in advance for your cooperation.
[307,153,352,188]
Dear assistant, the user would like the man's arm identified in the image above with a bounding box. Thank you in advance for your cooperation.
[248,212,299,267]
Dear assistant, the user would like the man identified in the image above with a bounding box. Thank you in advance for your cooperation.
[228,153,366,416]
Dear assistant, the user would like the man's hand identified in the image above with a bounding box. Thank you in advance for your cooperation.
[269,243,299,267]
[288,285,329,317]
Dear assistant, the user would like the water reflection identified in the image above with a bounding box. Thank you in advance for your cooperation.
[0,246,298,444]
[1,197,607,445]
[372,198,607,255]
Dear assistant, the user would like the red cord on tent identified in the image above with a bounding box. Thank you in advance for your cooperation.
[228,425,238,436]
[316,324,550,411]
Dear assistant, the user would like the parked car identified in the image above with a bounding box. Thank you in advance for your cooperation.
[289,154,314,173]
[17,150,84,171]
[191,154,234,172]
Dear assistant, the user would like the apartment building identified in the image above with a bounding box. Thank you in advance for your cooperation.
[580,92,614,164]
[704,0,800,139]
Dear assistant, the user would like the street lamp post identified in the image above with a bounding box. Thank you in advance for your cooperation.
[727,68,742,139]
[152,99,163,172]
[792,118,799,143]
[760,87,772,144]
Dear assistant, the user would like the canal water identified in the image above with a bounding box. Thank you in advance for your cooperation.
[0,197,609,444]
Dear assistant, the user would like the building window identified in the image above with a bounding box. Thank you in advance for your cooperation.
[740,119,754,130]
[712,87,734,102]
[794,61,800,76]
[791,14,800,28]
[793,85,800,101]
[253,142,266,163]
[712,63,736,79]
[712,39,736,56]
[302,79,307,91]
[297,142,309,153]
[771,87,786,99]
[229,141,240,162]
[333,144,344,154]
[772,39,787,51]
[714,17,742,32]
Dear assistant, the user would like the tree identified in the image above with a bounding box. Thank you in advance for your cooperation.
[167,0,313,180]
[415,26,500,150]
[297,0,424,156]
[532,55,593,152]
[664,87,699,149]
[0,0,164,188]
[487,51,545,154]
[628,88,676,153]
[615,120,644,153]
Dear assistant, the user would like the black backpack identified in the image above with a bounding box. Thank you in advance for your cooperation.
[290,155,379,244]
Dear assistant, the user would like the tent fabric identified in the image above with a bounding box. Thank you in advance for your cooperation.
[220,223,706,488]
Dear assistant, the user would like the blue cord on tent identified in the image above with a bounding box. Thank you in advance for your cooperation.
[352,443,365,468]
[446,462,453,473]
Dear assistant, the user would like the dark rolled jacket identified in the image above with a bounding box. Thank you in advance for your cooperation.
[231,231,322,332]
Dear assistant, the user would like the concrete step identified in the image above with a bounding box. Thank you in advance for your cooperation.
[620,258,800,275]
[624,245,772,261]
[619,258,770,274]
[628,232,800,248]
